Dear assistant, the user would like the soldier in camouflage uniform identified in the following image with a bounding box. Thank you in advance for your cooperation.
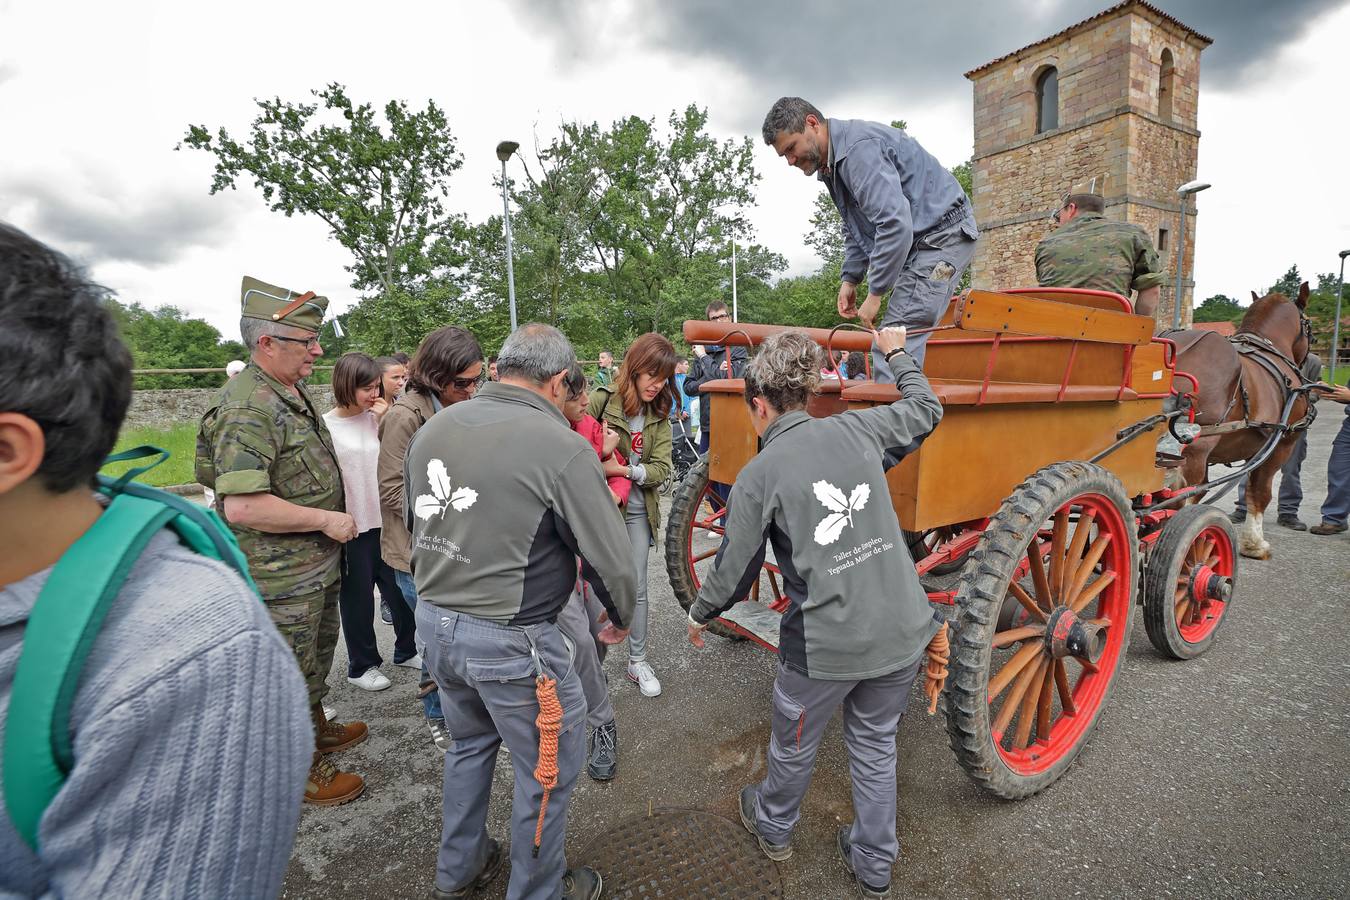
[1035,181,1166,319]
[196,276,366,807]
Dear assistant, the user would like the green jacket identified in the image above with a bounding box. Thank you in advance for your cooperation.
[588,386,672,538]
[1034,211,1165,299]
[195,363,345,600]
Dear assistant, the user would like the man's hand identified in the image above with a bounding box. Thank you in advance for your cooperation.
[1313,382,1350,404]
[597,624,631,645]
[837,282,859,318]
[858,293,884,331]
[321,510,358,543]
[692,344,707,359]
[602,422,621,458]
[874,325,908,357]
[687,613,709,649]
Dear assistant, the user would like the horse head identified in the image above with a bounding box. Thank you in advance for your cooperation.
[1240,281,1310,364]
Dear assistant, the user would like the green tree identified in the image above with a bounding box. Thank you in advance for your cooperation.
[180,84,468,300]
[1192,293,1245,324]
[107,299,246,388]
[1267,265,1303,300]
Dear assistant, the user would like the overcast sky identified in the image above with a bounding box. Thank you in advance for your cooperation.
[2,0,1347,337]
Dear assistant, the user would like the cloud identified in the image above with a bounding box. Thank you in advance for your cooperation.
[1,177,239,268]
[0,63,16,87]
[509,0,1347,128]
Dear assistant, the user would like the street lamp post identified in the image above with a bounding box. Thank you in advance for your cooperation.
[730,234,738,322]
[1172,180,1211,329]
[496,140,520,332]
[1331,249,1350,382]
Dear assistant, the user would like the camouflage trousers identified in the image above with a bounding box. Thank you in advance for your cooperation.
[265,581,341,710]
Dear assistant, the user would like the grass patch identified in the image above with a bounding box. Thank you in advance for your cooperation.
[101,423,199,487]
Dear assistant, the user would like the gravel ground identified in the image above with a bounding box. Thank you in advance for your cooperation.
[282,409,1349,899]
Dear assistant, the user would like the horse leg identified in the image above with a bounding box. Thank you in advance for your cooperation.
[1238,442,1294,559]
[1179,434,1220,497]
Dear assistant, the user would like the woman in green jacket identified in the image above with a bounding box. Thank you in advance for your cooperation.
[589,332,677,697]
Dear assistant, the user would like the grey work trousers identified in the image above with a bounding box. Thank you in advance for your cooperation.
[1236,429,1309,517]
[557,577,615,729]
[872,209,979,377]
[417,603,586,900]
[624,503,652,661]
[746,659,923,889]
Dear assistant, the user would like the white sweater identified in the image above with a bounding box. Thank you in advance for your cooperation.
[323,409,384,534]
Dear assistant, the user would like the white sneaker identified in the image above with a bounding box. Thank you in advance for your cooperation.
[322,704,337,721]
[347,667,391,692]
[393,653,422,669]
[626,660,662,697]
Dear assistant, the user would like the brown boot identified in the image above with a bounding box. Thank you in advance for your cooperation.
[313,704,368,755]
[304,752,364,806]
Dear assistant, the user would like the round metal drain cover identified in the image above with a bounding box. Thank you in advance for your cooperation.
[577,808,784,898]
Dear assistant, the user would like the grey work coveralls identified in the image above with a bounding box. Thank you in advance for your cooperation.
[822,119,979,375]
[690,352,945,888]
[406,383,636,900]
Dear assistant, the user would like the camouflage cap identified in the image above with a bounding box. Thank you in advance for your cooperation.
[1061,174,1107,209]
[240,276,328,333]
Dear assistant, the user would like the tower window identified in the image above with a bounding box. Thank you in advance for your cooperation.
[1158,226,1170,252]
[1158,49,1175,121]
[1036,67,1059,133]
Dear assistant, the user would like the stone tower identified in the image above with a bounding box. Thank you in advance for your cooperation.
[965,1,1211,325]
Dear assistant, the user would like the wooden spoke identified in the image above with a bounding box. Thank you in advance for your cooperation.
[987,641,1044,699]
[1048,510,1069,602]
[993,652,1046,738]
[766,569,782,602]
[1028,539,1053,609]
[1061,511,1096,600]
[1062,532,1113,610]
[1076,655,1099,674]
[1086,616,1113,629]
[1014,658,1048,749]
[1174,596,1190,624]
[1035,662,1055,742]
[692,547,720,563]
[1009,581,1049,623]
[993,625,1045,648]
[1070,570,1117,613]
[1053,659,1077,716]
[751,578,761,601]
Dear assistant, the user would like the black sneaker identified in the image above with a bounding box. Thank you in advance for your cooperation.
[561,866,602,900]
[1276,514,1307,531]
[587,720,618,782]
[738,786,792,861]
[380,598,394,625]
[431,838,503,898]
[1229,509,1246,524]
[837,826,891,899]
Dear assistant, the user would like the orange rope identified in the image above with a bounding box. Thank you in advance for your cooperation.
[531,674,563,857]
[924,622,950,715]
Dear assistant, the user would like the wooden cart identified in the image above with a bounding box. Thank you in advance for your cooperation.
[665,288,1239,799]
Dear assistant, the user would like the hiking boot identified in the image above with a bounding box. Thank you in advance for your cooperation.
[304,752,364,806]
[587,720,618,782]
[427,717,452,753]
[1310,520,1348,535]
[1276,514,1307,531]
[739,786,791,861]
[561,867,602,900]
[626,659,662,697]
[313,705,368,754]
[837,826,891,898]
[1229,508,1246,524]
[431,839,503,898]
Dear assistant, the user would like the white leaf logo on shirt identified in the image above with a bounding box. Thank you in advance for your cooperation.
[415,458,478,520]
[812,480,870,546]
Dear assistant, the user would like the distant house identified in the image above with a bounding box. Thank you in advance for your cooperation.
[1192,321,1236,337]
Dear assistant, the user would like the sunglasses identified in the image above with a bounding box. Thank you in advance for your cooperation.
[449,371,487,391]
[709,313,730,322]
[269,334,321,350]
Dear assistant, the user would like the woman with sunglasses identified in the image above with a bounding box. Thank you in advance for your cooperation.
[589,332,677,698]
[376,326,484,751]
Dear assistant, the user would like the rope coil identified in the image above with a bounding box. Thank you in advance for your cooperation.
[531,673,562,857]
[924,622,950,715]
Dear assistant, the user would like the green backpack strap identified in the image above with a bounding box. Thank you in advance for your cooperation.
[3,492,175,852]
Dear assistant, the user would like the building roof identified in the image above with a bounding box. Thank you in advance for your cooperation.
[964,1,1213,79]
[1192,321,1236,336]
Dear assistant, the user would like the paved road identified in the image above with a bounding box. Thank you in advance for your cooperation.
[283,409,1349,899]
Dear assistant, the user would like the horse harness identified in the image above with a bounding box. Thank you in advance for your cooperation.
[1197,327,1317,438]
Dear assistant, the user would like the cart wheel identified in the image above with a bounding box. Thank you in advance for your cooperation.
[664,457,759,641]
[945,461,1138,800]
[1143,505,1237,659]
[904,525,976,577]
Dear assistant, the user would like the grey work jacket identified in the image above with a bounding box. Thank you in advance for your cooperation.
[405,382,636,627]
[690,353,944,680]
[821,118,976,297]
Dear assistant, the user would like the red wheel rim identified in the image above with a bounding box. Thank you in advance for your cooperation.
[985,493,1132,776]
[684,478,789,612]
[1175,524,1232,644]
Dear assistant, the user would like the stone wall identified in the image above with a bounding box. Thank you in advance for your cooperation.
[125,385,335,431]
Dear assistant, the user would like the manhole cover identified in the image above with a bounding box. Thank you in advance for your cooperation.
[577,808,784,898]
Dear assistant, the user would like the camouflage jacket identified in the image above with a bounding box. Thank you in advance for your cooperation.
[195,363,345,600]
[1034,212,1166,299]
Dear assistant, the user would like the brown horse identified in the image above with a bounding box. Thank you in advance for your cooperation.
[1171,283,1312,559]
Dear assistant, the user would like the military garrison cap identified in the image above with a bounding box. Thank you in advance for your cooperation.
[1061,175,1107,210]
[240,276,328,333]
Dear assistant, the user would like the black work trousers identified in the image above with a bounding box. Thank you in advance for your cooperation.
[339,527,416,676]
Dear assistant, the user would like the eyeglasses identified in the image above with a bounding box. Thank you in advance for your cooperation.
[269,335,321,350]
[709,313,730,322]
[450,371,488,391]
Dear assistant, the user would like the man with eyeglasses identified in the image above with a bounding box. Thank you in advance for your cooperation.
[197,276,367,806]
[683,300,748,454]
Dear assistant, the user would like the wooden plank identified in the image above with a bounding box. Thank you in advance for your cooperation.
[954,290,1154,346]
[708,393,756,484]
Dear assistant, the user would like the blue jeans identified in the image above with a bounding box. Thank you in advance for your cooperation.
[1320,411,1350,526]
[395,569,443,720]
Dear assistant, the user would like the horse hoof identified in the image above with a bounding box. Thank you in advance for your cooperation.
[1239,545,1270,560]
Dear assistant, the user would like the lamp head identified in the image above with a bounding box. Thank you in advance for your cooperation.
[1177,180,1211,195]
[496,140,520,162]
[1339,249,1350,259]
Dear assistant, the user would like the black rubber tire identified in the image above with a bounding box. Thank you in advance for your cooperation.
[944,461,1138,800]
[663,456,742,640]
[1143,504,1238,660]
[904,527,973,577]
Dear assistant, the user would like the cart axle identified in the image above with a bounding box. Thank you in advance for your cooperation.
[1044,606,1105,664]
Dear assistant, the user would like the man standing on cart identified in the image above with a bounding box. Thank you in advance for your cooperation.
[762,97,978,376]
[686,326,945,899]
